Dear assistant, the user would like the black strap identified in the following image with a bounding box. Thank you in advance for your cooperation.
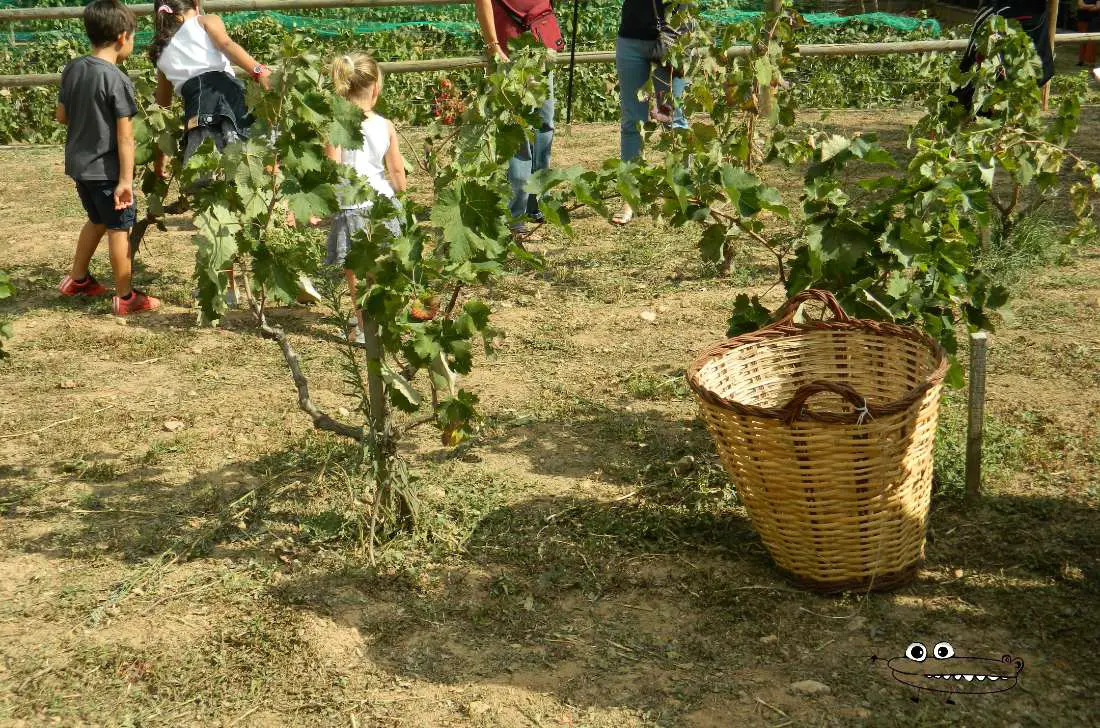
[652,0,670,33]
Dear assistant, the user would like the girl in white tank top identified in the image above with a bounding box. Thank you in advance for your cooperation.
[339,113,398,206]
[326,53,406,209]
[156,14,235,93]
[324,52,409,343]
[148,0,271,126]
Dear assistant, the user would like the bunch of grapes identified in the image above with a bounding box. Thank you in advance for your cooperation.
[430,78,466,125]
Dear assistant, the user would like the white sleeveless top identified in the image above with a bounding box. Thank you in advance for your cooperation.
[157,16,235,93]
[339,113,395,209]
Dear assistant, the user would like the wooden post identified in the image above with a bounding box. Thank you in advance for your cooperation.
[1043,0,1060,110]
[565,0,580,126]
[965,332,989,502]
[760,0,783,118]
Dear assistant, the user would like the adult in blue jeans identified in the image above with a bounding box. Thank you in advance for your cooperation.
[508,77,554,229]
[613,0,689,226]
[474,0,557,233]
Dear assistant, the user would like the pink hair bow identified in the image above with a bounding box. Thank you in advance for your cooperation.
[157,4,174,13]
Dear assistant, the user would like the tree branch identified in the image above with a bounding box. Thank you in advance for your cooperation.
[710,207,783,253]
[443,284,463,319]
[400,414,435,436]
[233,68,363,440]
[243,284,363,441]
[397,127,427,173]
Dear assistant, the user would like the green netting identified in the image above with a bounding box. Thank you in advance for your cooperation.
[219,10,478,37]
[1,10,480,44]
[1,4,939,45]
[702,9,941,34]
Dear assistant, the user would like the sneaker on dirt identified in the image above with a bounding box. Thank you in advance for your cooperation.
[112,290,161,317]
[58,274,108,297]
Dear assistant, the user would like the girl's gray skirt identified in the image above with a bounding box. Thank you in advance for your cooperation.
[325,205,403,267]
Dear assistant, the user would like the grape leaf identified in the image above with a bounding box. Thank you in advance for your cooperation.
[431,181,505,265]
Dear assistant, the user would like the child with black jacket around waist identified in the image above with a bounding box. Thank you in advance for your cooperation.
[148,0,270,177]
[146,0,331,308]
[56,0,160,316]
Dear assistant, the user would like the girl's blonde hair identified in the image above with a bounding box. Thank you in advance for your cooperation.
[332,53,382,99]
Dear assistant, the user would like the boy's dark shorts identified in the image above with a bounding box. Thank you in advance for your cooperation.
[75,180,136,230]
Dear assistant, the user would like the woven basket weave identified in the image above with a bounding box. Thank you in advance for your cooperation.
[687,290,948,593]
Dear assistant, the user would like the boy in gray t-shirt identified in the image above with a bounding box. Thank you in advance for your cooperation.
[56,0,159,316]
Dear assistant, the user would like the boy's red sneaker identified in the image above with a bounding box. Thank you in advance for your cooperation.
[112,290,161,317]
[58,274,108,297]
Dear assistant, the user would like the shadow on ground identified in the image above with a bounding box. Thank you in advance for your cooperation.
[2,401,1097,724]
[0,437,356,562]
[263,486,1099,723]
[0,257,195,315]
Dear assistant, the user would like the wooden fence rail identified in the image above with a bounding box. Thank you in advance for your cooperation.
[6,33,1100,88]
[0,51,613,87]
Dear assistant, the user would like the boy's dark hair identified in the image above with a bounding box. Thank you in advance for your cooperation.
[83,0,137,48]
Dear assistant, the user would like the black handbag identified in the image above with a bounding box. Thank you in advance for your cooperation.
[650,0,686,63]
[642,0,677,62]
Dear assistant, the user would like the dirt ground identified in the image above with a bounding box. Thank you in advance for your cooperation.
[1,110,1098,728]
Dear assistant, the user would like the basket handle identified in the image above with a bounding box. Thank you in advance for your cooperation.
[779,380,875,425]
[769,289,851,327]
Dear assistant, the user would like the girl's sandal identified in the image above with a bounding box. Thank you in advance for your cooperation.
[611,206,634,226]
[295,273,323,305]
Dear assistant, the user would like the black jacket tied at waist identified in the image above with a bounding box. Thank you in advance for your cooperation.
[180,71,254,137]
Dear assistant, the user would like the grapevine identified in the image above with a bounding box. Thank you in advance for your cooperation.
[133,35,552,552]
[533,5,1100,386]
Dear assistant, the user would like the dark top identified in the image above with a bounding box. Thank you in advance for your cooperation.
[959,0,1054,99]
[180,71,253,136]
[981,0,1047,17]
[619,0,665,41]
[59,56,137,182]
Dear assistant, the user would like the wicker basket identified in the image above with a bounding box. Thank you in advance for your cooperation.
[687,290,948,593]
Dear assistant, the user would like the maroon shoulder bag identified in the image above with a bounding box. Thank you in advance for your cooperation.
[492,0,565,53]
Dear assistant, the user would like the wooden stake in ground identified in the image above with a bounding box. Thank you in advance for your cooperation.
[565,0,580,125]
[1043,0,1060,110]
[966,331,989,502]
[759,0,784,117]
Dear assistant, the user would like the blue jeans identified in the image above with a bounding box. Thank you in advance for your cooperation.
[616,36,688,162]
[508,72,555,225]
